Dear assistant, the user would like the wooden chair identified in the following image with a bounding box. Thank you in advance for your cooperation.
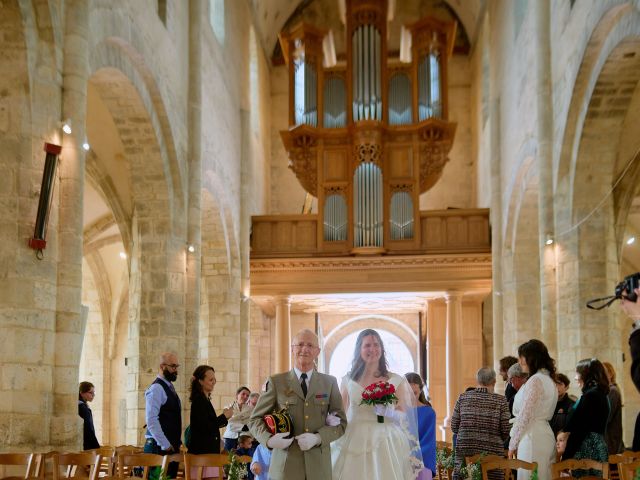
[0,453,39,479]
[116,453,167,480]
[465,454,505,466]
[481,458,537,480]
[552,459,609,479]
[51,453,101,480]
[183,454,252,480]
[85,447,116,477]
[165,453,185,480]
[611,453,640,480]
[618,460,640,480]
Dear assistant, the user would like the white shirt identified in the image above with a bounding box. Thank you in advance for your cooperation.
[293,367,314,391]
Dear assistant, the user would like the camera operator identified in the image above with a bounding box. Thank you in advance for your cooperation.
[620,285,640,449]
[621,287,640,389]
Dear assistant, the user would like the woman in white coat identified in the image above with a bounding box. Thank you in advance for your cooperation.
[508,339,558,480]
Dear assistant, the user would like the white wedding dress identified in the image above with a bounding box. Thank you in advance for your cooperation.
[509,370,558,480]
[331,373,423,480]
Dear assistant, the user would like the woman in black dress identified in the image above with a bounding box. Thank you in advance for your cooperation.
[189,365,233,453]
[561,358,610,477]
[78,381,100,450]
[188,365,233,478]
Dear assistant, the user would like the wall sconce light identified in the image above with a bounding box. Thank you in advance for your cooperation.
[82,140,90,151]
[29,143,61,258]
[187,244,196,253]
[627,237,636,246]
[119,251,127,259]
[545,235,554,246]
[60,119,72,135]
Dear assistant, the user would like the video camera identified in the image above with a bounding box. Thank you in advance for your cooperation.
[586,272,640,310]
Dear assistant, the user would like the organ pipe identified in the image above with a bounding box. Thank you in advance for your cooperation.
[390,191,414,240]
[324,194,347,241]
[352,25,382,122]
[389,72,411,125]
[324,76,347,128]
[354,162,383,247]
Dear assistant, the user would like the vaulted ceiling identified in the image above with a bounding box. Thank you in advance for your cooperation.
[249,0,484,60]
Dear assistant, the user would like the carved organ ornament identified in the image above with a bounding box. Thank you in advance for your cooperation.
[279,0,457,254]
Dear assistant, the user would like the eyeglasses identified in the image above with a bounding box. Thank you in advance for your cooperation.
[291,343,318,350]
[163,363,180,369]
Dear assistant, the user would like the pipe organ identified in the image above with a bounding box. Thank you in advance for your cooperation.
[280,0,457,255]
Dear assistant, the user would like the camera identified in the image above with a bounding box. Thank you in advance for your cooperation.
[586,272,640,310]
[615,272,640,303]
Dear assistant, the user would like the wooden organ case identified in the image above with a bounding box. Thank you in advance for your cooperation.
[279,0,457,256]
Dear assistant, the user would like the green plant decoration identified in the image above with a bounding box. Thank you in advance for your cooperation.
[223,451,249,480]
[531,465,539,480]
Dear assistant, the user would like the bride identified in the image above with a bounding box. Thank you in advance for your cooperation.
[332,329,424,480]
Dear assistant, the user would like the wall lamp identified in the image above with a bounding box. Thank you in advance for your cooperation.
[29,143,61,258]
[60,119,72,134]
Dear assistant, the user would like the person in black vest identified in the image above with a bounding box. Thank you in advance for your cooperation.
[78,381,100,450]
[144,352,182,478]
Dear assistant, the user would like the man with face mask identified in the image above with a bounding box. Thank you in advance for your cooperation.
[144,352,182,477]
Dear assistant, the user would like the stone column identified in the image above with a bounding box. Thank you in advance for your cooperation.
[185,0,203,372]
[534,0,557,356]
[443,293,462,435]
[51,0,90,450]
[274,296,291,373]
[488,9,504,366]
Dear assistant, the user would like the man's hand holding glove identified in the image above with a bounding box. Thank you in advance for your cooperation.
[374,404,405,424]
[325,412,341,427]
[267,432,294,450]
[295,433,322,451]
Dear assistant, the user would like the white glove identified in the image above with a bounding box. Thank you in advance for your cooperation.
[374,404,404,423]
[267,432,294,450]
[325,412,341,427]
[295,432,322,451]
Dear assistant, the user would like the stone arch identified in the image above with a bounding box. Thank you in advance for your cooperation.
[555,4,640,371]
[323,315,419,375]
[90,38,184,222]
[502,154,541,348]
[85,55,185,442]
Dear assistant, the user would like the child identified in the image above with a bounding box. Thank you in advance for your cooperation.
[235,434,255,479]
[250,443,271,480]
[556,431,568,463]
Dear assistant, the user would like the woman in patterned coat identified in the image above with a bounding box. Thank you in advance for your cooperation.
[450,367,511,479]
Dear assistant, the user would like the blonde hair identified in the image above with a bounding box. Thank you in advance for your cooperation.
[602,361,616,384]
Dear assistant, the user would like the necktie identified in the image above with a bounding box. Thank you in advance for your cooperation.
[300,373,308,397]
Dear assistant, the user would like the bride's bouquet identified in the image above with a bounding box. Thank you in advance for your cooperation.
[360,381,398,423]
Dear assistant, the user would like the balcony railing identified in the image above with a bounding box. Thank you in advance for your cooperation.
[251,208,490,258]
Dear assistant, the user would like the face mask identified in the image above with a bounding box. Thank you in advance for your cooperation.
[163,368,178,382]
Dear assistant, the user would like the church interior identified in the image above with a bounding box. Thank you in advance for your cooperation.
[3,0,640,460]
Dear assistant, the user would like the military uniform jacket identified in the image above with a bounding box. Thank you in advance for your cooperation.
[249,369,347,480]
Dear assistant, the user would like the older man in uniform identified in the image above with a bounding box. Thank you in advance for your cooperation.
[249,329,347,480]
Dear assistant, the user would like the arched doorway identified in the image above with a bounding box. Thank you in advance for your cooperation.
[328,329,416,382]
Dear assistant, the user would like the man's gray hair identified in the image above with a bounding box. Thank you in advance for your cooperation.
[507,362,528,379]
[476,367,497,386]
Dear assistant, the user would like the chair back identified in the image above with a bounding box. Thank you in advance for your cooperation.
[184,454,227,480]
[465,454,505,466]
[552,459,609,479]
[117,453,167,480]
[85,447,115,477]
[481,458,537,480]
[619,460,640,480]
[51,453,101,480]
[165,453,185,480]
[0,453,38,479]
